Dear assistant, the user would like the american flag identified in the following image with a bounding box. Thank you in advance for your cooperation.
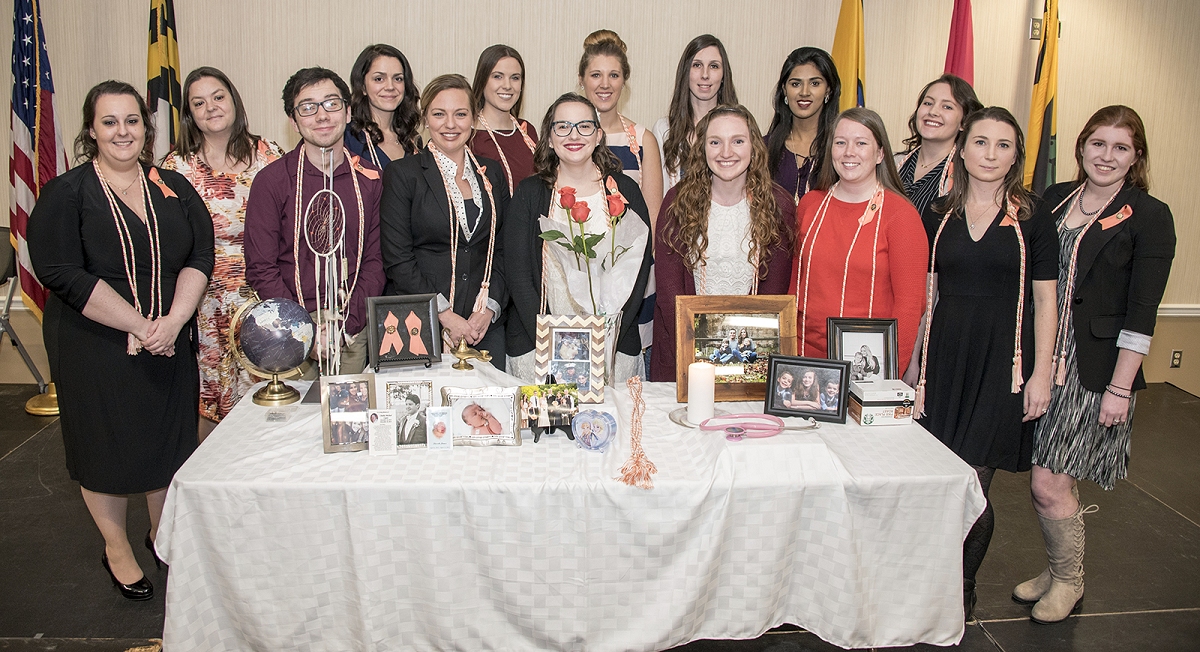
[9,0,68,317]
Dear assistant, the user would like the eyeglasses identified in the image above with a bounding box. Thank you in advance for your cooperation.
[293,98,346,117]
[550,120,599,138]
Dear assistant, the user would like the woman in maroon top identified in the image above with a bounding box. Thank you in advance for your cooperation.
[470,44,538,196]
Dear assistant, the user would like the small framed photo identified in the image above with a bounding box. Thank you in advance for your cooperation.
[827,317,898,381]
[367,294,441,371]
[440,386,521,447]
[534,315,606,403]
[321,374,376,453]
[519,383,581,430]
[377,379,434,448]
[764,355,851,424]
[675,295,798,402]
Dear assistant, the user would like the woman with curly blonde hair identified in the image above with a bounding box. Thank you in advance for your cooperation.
[649,105,794,381]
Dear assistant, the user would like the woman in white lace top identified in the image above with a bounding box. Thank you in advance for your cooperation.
[649,105,795,381]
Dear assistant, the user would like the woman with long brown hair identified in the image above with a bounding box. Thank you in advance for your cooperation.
[1013,105,1175,624]
[650,105,793,381]
[905,107,1058,621]
[470,44,539,195]
[651,34,738,192]
[895,74,982,217]
[346,43,421,168]
[763,47,841,206]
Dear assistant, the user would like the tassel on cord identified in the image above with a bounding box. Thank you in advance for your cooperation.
[1012,351,1024,393]
[1055,357,1068,386]
[473,284,490,315]
[914,380,926,419]
[617,377,657,489]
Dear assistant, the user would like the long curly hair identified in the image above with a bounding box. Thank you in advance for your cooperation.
[348,44,422,155]
[661,34,738,178]
[933,106,1033,221]
[663,105,792,279]
[532,93,620,185]
[764,47,840,181]
[900,74,982,154]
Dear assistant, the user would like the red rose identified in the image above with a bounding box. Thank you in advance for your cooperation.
[558,186,577,210]
[570,201,590,223]
[606,193,626,218]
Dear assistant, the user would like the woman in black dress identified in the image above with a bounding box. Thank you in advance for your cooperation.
[27,81,214,600]
[906,107,1058,621]
[1013,106,1175,624]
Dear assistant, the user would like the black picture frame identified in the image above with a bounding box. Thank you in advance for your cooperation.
[826,317,898,381]
[763,355,851,424]
[367,294,442,371]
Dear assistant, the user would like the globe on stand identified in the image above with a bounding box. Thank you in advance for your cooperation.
[229,297,315,406]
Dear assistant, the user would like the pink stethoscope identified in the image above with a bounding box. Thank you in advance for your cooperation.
[698,413,820,441]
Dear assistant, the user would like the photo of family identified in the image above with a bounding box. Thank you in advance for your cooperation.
[553,329,590,362]
[550,360,591,393]
[321,375,375,452]
[519,383,581,430]
[764,356,850,424]
[692,314,781,384]
[827,318,898,381]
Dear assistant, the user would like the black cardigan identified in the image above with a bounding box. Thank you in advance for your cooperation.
[1039,181,1175,392]
[379,149,510,317]
[504,172,653,358]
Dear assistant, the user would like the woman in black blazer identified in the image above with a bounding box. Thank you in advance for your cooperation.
[1013,106,1175,624]
[505,92,653,384]
[380,74,509,366]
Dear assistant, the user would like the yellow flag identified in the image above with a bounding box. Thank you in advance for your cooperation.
[147,0,181,162]
[831,0,865,112]
[1024,0,1058,192]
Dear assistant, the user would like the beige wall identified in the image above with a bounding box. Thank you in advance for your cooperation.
[1144,317,1200,397]
[3,0,1196,305]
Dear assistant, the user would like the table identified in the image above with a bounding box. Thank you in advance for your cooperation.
[158,362,985,651]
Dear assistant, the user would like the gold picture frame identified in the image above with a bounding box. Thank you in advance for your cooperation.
[675,295,798,402]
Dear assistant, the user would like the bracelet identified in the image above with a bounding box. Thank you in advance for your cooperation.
[1107,382,1132,392]
[1105,385,1132,400]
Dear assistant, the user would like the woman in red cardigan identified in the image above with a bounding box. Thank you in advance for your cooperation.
[791,108,928,370]
[650,105,794,381]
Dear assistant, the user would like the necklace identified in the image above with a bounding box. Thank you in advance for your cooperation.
[965,202,997,231]
[477,113,537,195]
[1076,191,1103,217]
[92,161,163,355]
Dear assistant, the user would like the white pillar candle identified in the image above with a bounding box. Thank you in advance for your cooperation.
[687,362,716,425]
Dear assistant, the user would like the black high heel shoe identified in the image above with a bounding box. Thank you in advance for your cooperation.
[101,554,153,601]
[145,531,166,569]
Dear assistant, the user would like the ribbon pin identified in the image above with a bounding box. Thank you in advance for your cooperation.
[379,311,404,356]
[405,311,428,355]
[1099,204,1133,230]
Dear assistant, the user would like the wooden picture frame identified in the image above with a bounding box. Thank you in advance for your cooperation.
[827,317,899,381]
[534,314,606,403]
[321,374,376,453]
[675,295,797,402]
[367,294,441,371]
[763,355,851,424]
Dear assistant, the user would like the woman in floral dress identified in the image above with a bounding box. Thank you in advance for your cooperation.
[161,67,284,437]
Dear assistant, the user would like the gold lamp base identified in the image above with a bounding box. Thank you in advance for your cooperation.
[253,375,301,406]
[26,382,59,416]
[449,337,491,370]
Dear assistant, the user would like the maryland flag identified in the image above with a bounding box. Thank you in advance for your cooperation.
[831,0,865,111]
[147,0,180,161]
[1024,0,1059,193]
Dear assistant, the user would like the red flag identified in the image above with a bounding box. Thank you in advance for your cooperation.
[944,0,974,85]
[10,0,69,318]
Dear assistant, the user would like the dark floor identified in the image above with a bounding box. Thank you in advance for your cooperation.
[1,383,1197,652]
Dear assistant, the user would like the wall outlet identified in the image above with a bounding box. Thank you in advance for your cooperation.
[1171,350,1182,368]
[1029,18,1043,40]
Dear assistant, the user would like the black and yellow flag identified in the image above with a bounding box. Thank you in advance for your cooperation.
[1024,0,1058,193]
[147,0,180,161]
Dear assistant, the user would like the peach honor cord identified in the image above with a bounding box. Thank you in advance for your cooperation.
[899,144,955,197]
[477,114,537,195]
[795,184,886,356]
[618,113,641,170]
[915,198,1025,417]
[1048,181,1124,386]
[617,376,657,489]
[292,147,366,375]
[427,142,498,346]
[93,162,164,355]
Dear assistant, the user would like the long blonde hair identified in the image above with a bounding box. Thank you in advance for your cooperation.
[663,105,792,278]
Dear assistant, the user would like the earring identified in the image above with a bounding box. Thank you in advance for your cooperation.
[823,95,829,104]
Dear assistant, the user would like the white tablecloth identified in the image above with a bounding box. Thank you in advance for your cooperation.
[158,362,985,651]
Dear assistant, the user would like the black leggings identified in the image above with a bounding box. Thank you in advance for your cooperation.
[964,465,996,584]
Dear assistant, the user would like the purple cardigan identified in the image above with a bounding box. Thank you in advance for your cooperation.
[649,184,796,382]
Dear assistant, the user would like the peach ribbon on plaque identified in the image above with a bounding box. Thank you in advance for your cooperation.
[147,168,177,198]
[379,311,404,356]
[1099,204,1133,230]
[405,311,428,355]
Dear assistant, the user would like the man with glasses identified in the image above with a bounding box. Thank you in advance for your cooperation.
[246,67,385,379]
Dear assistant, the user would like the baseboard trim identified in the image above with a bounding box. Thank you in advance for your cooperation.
[1157,305,1200,318]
